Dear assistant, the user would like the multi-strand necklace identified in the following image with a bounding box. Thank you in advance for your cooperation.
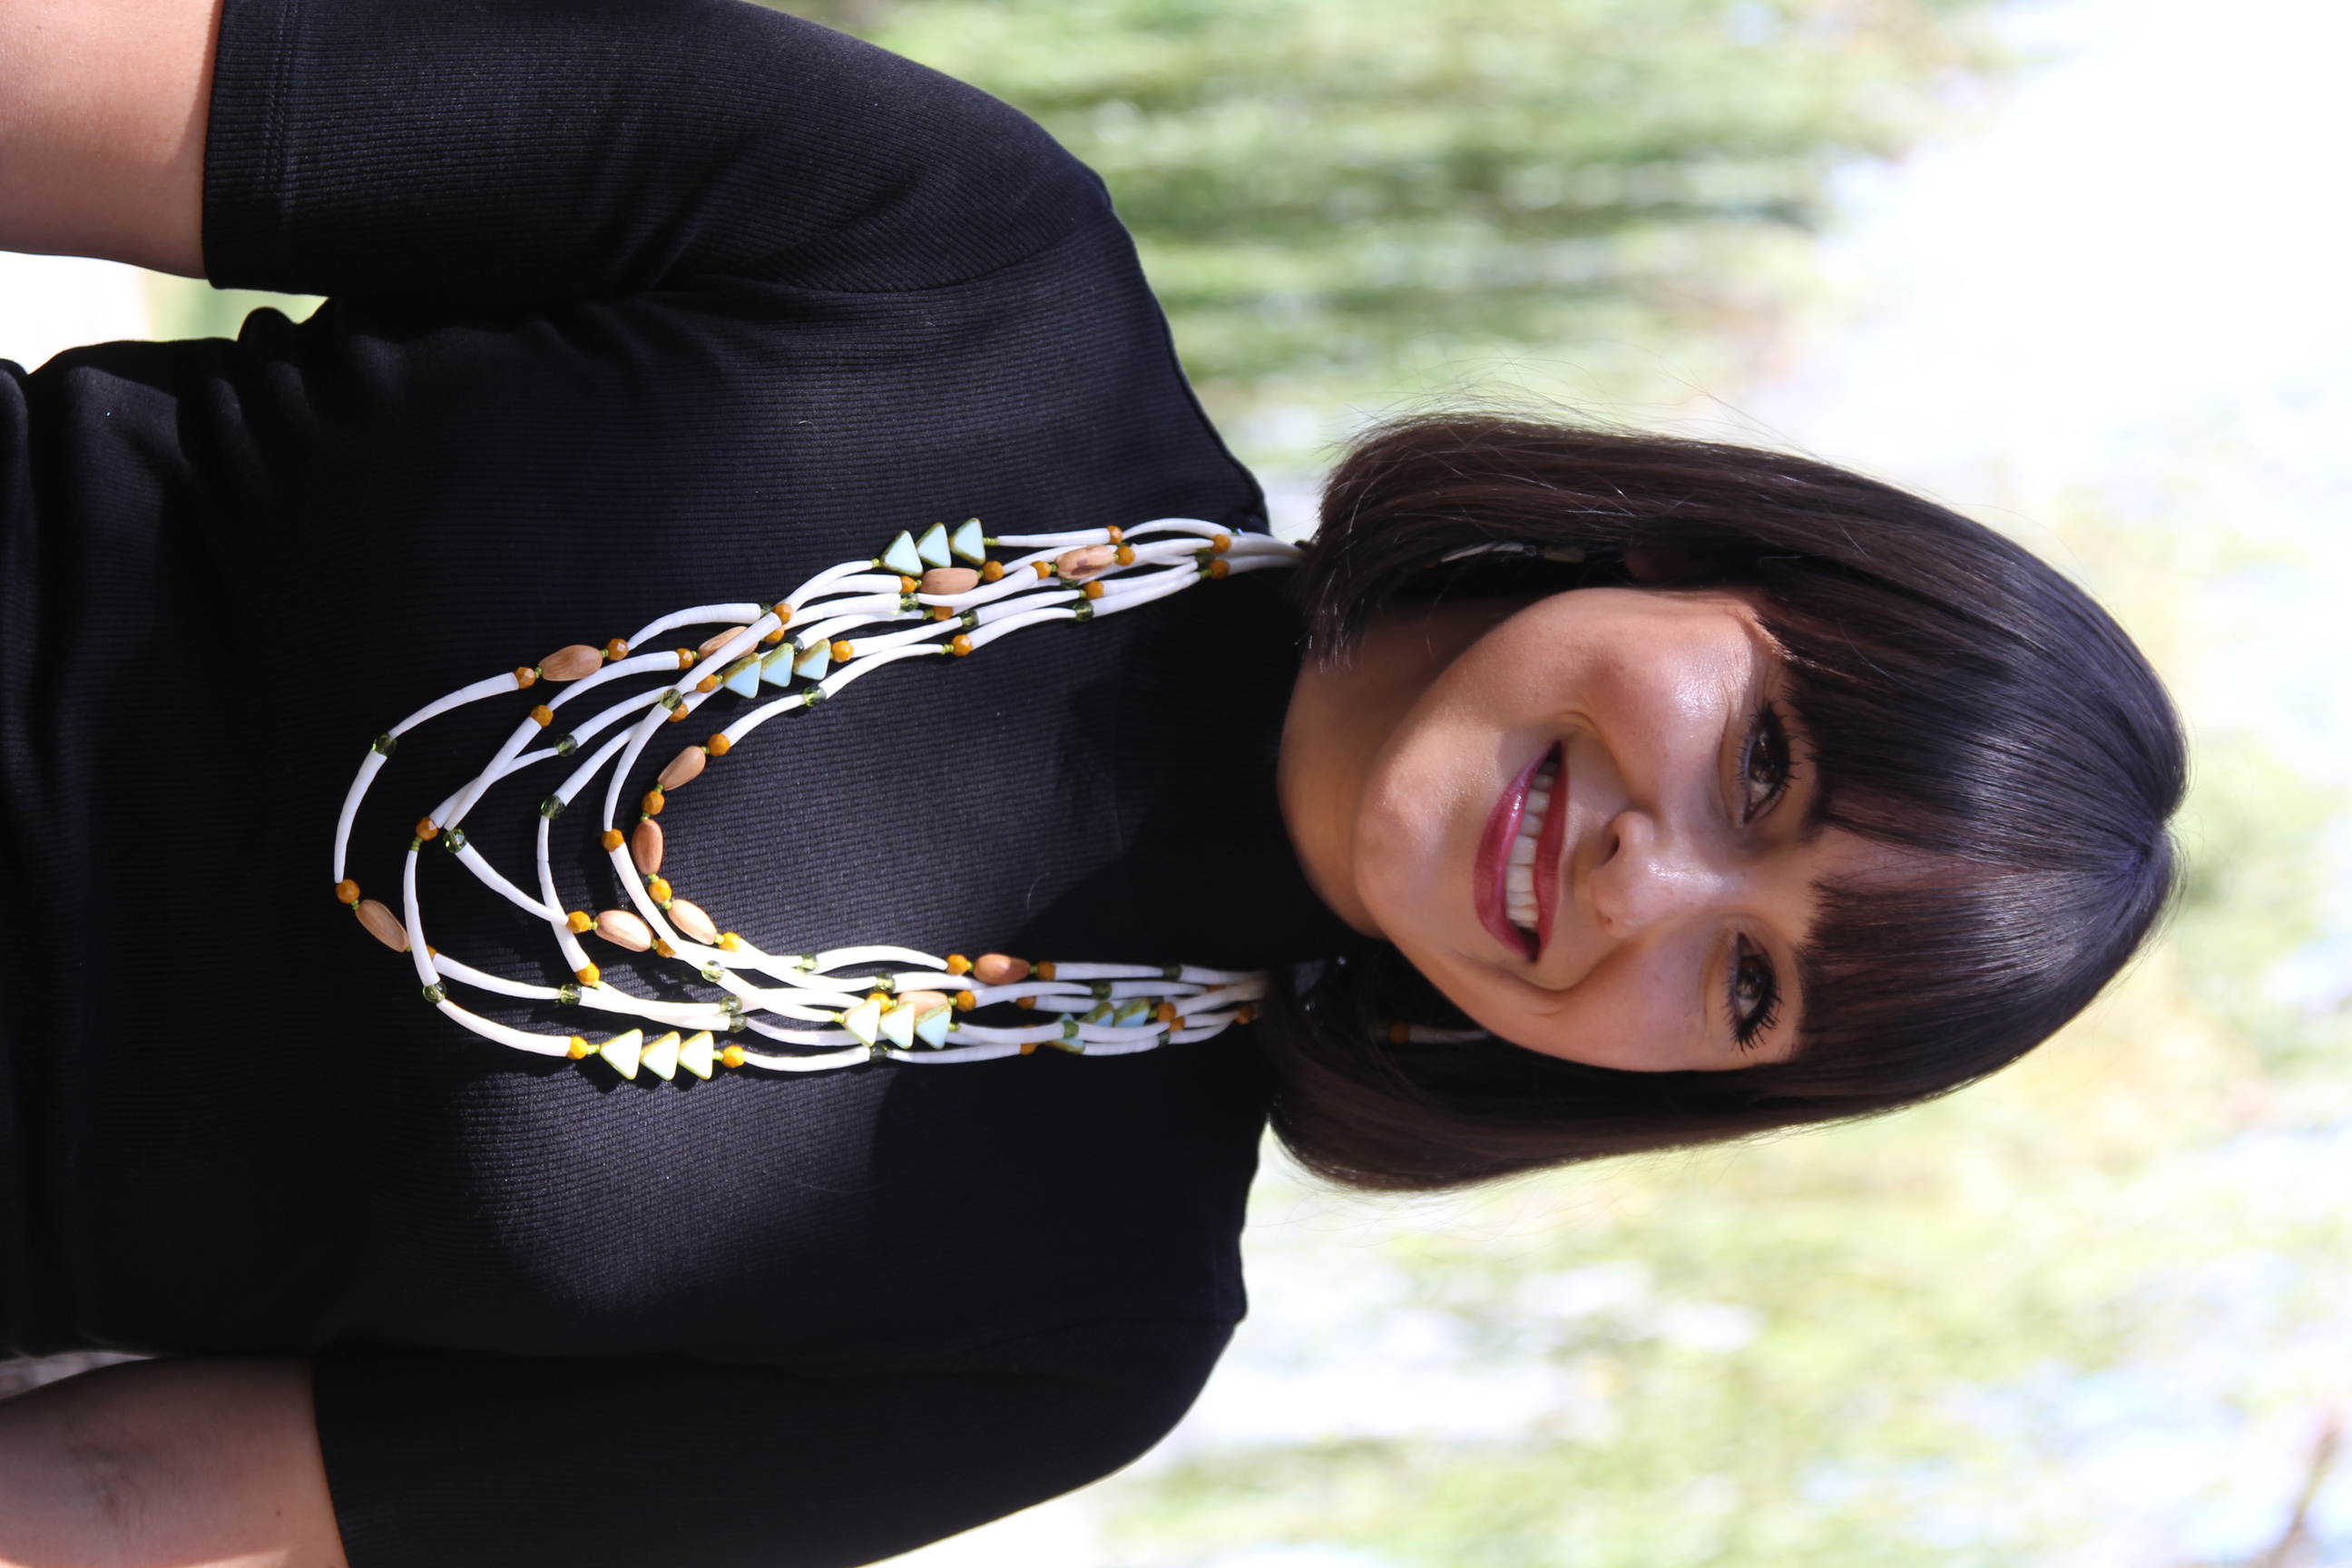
[329,519,1298,1083]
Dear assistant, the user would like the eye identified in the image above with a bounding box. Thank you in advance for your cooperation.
[1738,702,1794,822]
[1729,936,1779,1050]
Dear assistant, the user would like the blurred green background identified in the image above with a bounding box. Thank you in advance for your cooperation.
[139,0,2352,1563]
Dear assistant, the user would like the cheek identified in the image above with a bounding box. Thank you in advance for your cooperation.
[1349,710,1494,932]
[1447,943,1708,1071]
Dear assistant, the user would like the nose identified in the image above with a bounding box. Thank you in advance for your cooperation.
[1587,809,1735,938]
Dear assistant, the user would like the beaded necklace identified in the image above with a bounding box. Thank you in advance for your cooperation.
[331,519,1298,1084]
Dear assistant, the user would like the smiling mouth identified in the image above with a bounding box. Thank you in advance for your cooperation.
[1475,744,1563,961]
[1503,753,1558,936]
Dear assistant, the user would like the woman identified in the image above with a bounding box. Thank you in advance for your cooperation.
[0,0,2182,1563]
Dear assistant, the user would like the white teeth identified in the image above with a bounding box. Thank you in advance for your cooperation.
[1505,758,1560,935]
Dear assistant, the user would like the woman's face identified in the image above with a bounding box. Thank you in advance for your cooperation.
[1279,586,1898,1072]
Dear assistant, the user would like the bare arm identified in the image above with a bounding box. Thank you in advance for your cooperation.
[0,1357,346,1568]
[0,0,218,275]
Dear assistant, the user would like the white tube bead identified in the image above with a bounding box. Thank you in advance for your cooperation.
[436,1001,576,1057]
[331,750,389,883]
[434,954,564,1001]
[622,603,769,650]
[452,844,563,921]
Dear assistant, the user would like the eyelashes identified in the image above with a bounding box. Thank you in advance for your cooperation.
[1738,701,1796,822]
[1730,936,1779,1050]
[1730,700,1795,1049]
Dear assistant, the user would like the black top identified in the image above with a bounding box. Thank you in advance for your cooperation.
[0,0,1357,1562]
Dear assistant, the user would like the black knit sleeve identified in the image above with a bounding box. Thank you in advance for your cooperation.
[201,0,1110,304]
[311,1321,1229,1567]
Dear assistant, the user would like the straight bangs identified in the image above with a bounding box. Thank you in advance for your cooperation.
[1259,414,2187,1191]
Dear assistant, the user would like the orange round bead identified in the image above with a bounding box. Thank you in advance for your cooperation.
[946,954,972,975]
[514,666,538,689]
[981,561,1004,583]
[696,675,720,694]
[567,910,593,934]
[772,602,795,626]
[335,878,361,905]
[949,635,973,656]
[675,648,695,670]
[829,640,855,662]
[1208,558,1230,580]
[668,705,689,722]
[1210,533,1232,554]
[414,817,440,841]
[567,1036,593,1060]
[1236,1004,1256,1025]
[603,638,630,662]
[720,1044,747,1070]
[707,734,731,757]
[1106,525,1124,544]
[718,932,743,952]
[1155,1002,1177,1024]
[898,574,919,593]
[642,789,666,817]
[1035,961,1057,981]
[652,937,676,958]
[1033,561,1054,579]
[647,877,673,904]
[954,992,976,1011]
[1114,545,1135,565]
[601,829,624,852]
[530,703,555,728]
[1020,1042,1039,1055]
[1082,582,1103,600]
[577,964,603,986]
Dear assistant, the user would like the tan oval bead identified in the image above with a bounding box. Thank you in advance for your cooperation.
[595,909,654,951]
[668,898,720,946]
[355,899,409,953]
[657,746,707,791]
[538,644,604,681]
[1056,544,1116,580]
[898,990,950,1017]
[631,818,665,875]
[920,567,979,596]
[972,952,1029,986]
[697,625,750,659]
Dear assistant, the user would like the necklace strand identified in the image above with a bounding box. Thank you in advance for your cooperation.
[332,518,1298,1083]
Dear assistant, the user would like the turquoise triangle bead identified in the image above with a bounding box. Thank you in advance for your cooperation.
[724,658,761,697]
[950,519,985,564]
[915,1008,952,1046]
[760,647,795,686]
[794,644,830,680]
[881,532,925,576]
[878,1004,918,1048]
[916,524,951,568]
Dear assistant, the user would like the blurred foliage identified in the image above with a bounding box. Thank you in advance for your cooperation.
[145,274,320,341]
[773,0,2007,467]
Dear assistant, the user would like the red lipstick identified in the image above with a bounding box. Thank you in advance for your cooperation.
[1475,745,1559,961]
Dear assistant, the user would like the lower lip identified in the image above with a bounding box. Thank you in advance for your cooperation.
[1474,745,1561,962]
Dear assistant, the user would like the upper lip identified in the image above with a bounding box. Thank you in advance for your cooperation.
[1475,744,1563,962]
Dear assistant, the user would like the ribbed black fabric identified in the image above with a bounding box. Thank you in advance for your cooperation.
[0,1,1359,1561]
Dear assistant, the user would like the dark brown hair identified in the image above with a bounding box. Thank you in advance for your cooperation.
[1259,416,2186,1191]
